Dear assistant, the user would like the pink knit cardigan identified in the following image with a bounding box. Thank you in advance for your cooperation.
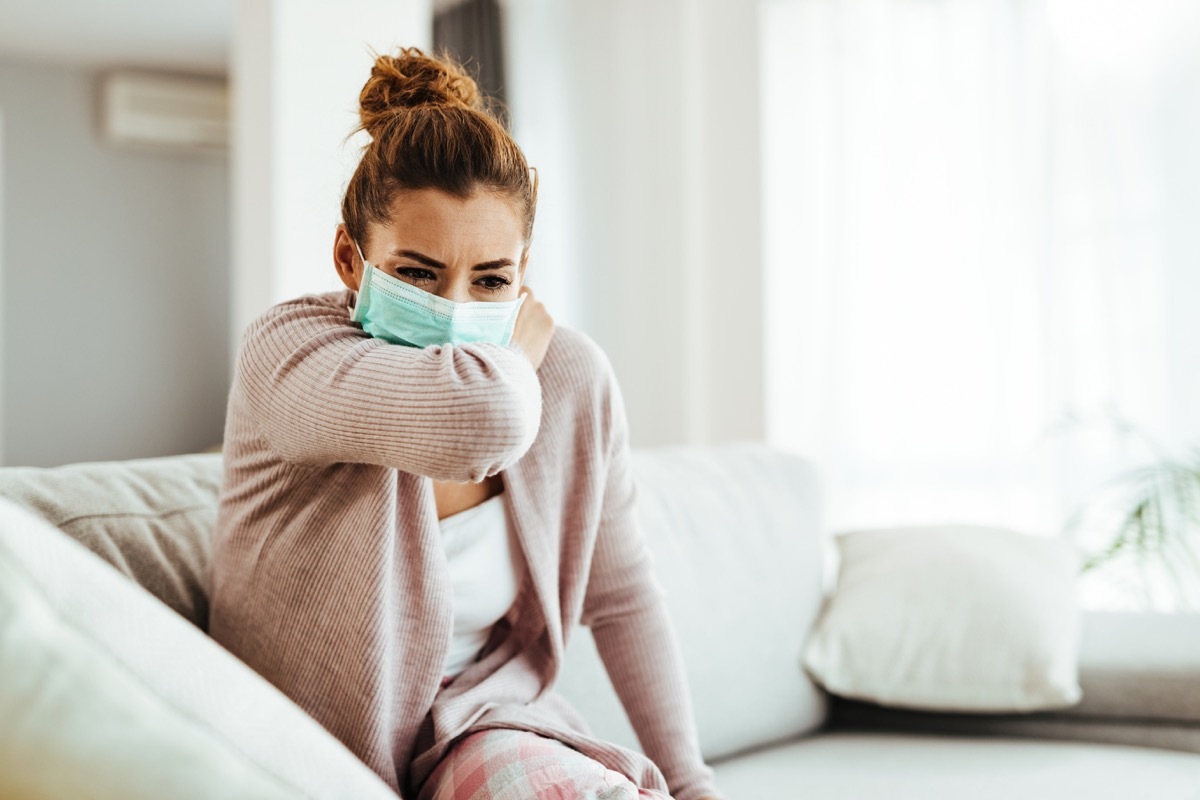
[208,288,722,800]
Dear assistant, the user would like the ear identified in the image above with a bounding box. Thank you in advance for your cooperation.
[333,224,362,291]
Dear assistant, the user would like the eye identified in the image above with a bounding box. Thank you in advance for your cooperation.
[396,267,436,282]
[476,275,512,292]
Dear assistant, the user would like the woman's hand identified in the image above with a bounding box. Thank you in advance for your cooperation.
[510,285,555,371]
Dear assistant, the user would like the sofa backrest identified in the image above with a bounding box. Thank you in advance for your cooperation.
[558,442,829,761]
[0,453,222,629]
[0,442,830,760]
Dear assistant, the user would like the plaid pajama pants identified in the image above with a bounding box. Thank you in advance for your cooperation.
[418,676,675,800]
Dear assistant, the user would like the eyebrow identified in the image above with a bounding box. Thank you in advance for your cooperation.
[389,248,515,272]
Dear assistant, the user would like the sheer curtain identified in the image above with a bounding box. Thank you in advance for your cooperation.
[761,0,1200,585]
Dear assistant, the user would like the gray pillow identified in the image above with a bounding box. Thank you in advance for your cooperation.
[0,453,223,629]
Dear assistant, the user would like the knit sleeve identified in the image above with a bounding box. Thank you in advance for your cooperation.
[234,294,542,482]
[580,368,726,800]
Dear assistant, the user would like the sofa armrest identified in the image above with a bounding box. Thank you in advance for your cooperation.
[825,610,1200,755]
[0,497,399,799]
[1067,610,1200,725]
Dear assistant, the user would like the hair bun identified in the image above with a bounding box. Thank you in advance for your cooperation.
[358,46,482,137]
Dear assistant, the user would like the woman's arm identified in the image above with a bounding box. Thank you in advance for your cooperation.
[580,369,726,800]
[236,295,542,481]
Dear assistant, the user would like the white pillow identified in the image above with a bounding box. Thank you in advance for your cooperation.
[802,524,1084,713]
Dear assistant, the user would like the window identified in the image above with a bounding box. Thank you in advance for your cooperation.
[762,0,1200,610]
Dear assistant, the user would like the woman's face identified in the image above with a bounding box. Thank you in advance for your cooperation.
[334,186,527,303]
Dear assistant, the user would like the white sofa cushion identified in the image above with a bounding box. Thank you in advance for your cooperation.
[0,496,397,800]
[557,443,830,761]
[0,444,831,774]
[802,524,1083,712]
[710,731,1200,800]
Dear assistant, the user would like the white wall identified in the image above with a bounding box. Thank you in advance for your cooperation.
[506,0,765,447]
[231,0,432,348]
[0,59,230,467]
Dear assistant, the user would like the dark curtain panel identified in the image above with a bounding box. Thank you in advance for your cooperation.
[433,0,509,126]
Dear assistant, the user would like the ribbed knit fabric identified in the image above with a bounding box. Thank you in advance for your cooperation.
[208,289,723,800]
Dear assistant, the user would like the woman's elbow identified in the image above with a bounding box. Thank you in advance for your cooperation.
[451,386,542,481]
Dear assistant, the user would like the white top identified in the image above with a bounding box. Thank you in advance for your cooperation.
[438,491,524,679]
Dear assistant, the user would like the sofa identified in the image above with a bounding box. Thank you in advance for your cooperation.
[2,442,1200,799]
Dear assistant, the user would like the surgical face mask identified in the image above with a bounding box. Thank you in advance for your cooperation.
[350,242,525,348]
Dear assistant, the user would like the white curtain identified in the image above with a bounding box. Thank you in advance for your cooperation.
[762,0,1200,579]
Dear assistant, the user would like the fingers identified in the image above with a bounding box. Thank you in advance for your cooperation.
[509,284,553,371]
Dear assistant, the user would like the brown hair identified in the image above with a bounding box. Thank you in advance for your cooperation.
[341,46,537,253]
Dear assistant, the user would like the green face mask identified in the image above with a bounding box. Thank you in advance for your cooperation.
[350,242,525,348]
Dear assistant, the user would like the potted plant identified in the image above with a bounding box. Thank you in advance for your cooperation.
[1065,446,1200,612]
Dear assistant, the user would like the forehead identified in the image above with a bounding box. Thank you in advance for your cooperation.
[373,188,524,253]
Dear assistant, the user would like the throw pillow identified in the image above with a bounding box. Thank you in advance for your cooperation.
[0,453,223,629]
[802,524,1083,713]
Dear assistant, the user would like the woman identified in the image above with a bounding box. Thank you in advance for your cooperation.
[208,46,725,800]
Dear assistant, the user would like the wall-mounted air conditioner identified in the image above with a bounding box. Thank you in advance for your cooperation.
[99,71,229,154]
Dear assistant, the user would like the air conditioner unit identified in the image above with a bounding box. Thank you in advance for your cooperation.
[99,71,229,154]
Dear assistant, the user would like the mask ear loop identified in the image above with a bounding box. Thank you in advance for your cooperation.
[350,239,371,317]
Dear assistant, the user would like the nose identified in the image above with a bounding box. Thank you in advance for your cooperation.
[438,289,471,304]
[438,278,474,304]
